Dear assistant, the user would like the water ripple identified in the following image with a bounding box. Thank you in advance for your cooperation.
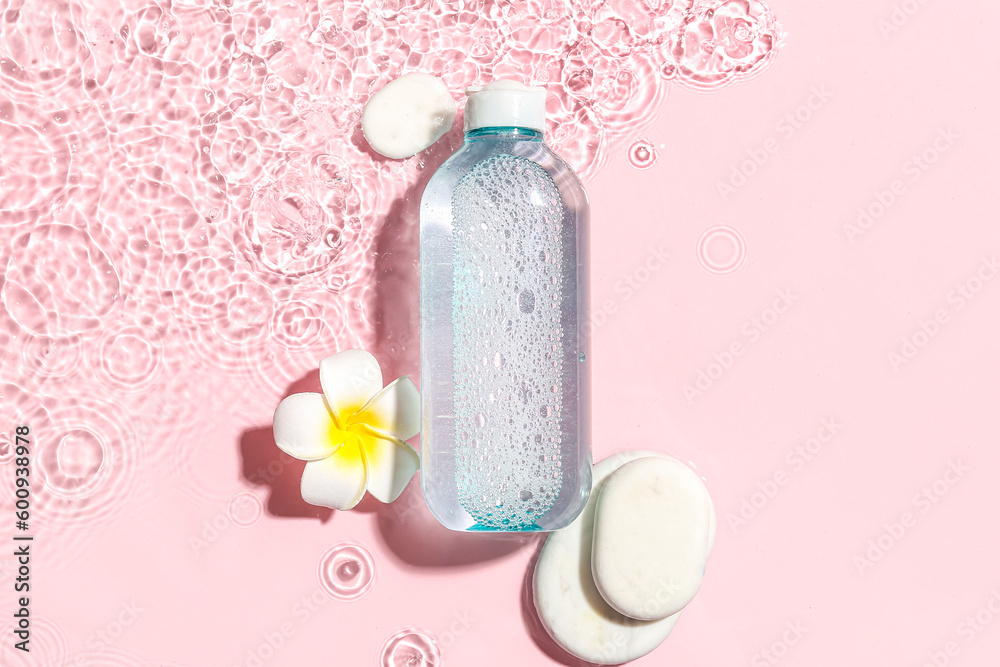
[2,221,120,337]
[379,629,442,667]
[237,152,365,285]
[318,542,377,601]
[92,323,164,393]
[29,390,144,534]
[0,0,783,622]
[670,0,783,90]
[18,333,84,379]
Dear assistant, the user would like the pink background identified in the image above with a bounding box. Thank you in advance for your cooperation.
[2,0,1000,665]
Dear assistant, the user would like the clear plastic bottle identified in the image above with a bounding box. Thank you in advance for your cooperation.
[419,80,592,532]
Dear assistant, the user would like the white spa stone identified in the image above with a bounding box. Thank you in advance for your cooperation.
[591,456,714,621]
[361,72,456,159]
[533,451,683,665]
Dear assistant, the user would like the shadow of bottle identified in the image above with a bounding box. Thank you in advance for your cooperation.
[364,119,465,382]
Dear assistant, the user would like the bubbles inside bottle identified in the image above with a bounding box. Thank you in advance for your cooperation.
[518,288,535,313]
[451,154,567,529]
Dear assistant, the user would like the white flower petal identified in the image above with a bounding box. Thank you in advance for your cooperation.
[320,349,384,423]
[273,393,342,461]
[359,428,420,504]
[300,444,368,510]
[351,376,421,441]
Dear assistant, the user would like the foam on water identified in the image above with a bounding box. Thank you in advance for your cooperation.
[451,155,566,529]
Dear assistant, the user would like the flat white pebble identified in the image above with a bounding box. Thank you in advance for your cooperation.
[361,72,456,159]
[533,451,682,665]
[592,457,714,621]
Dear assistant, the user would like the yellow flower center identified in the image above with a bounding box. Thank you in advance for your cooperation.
[325,404,379,467]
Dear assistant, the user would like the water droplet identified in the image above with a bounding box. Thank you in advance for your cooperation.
[474,412,486,428]
[318,543,376,600]
[337,559,360,580]
[311,154,353,192]
[324,227,342,248]
[519,489,533,501]
[378,629,441,667]
[627,139,657,170]
[579,352,587,362]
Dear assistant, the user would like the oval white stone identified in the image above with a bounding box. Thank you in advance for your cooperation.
[361,72,456,159]
[592,456,713,621]
[532,451,683,665]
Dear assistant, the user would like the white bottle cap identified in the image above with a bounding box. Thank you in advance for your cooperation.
[463,80,547,133]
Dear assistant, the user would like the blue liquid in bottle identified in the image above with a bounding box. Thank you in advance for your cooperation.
[420,81,592,532]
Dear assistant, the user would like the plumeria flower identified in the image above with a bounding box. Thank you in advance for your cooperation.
[272,349,421,510]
